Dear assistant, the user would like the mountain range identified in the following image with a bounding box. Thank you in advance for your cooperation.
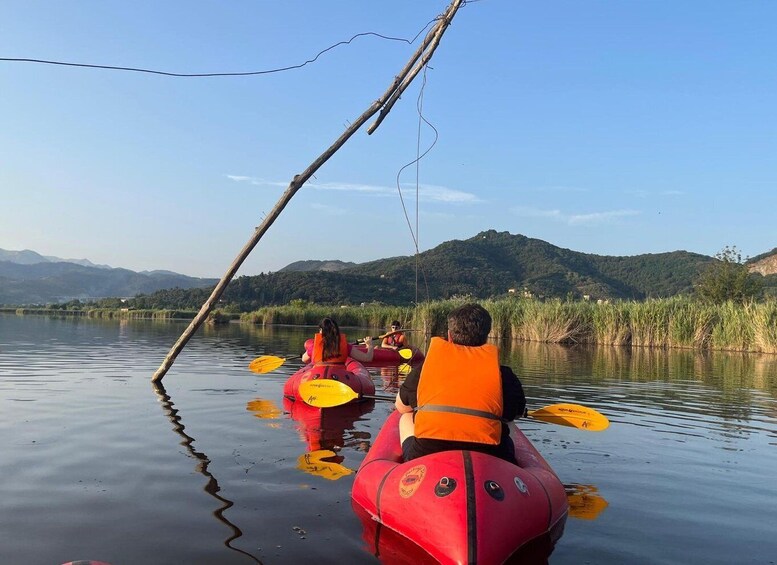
[4,233,775,307]
[0,248,217,305]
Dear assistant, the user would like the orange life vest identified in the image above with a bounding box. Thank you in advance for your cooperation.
[385,332,405,347]
[414,337,503,445]
[312,333,349,364]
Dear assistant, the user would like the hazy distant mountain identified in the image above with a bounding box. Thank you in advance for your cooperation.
[0,247,113,269]
[279,259,357,272]
[0,251,217,305]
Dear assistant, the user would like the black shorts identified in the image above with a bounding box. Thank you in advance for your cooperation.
[402,436,516,465]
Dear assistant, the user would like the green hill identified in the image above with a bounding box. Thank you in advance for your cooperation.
[131,230,721,310]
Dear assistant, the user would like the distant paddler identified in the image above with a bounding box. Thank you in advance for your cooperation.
[301,317,374,365]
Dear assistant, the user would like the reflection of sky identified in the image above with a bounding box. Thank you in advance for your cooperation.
[2,316,776,564]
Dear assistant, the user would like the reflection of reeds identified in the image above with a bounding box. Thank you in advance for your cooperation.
[514,341,777,395]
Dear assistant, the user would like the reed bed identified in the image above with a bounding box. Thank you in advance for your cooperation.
[9,296,774,354]
[242,297,777,354]
[240,302,414,332]
[750,301,777,354]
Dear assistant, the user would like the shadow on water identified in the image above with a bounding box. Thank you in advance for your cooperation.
[152,382,262,564]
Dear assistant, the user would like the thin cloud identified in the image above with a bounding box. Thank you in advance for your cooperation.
[625,189,685,198]
[512,206,640,226]
[225,174,284,187]
[525,185,589,193]
[226,175,480,203]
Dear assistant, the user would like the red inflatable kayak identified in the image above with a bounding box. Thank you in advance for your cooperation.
[351,344,425,364]
[283,358,375,404]
[352,411,568,564]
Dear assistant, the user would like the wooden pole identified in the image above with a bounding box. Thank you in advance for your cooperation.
[152,0,464,382]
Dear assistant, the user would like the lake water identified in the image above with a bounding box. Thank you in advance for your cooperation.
[1,314,776,565]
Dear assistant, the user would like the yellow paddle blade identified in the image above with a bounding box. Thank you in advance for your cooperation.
[528,403,609,431]
[566,484,609,521]
[398,362,412,376]
[298,379,360,408]
[398,348,414,360]
[246,398,283,419]
[296,450,354,481]
[247,355,286,374]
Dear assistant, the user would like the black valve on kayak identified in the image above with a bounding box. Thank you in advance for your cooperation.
[485,480,505,501]
[434,476,457,497]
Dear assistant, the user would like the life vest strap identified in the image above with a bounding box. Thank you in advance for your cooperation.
[417,404,505,422]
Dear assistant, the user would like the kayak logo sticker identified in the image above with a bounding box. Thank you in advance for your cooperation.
[399,465,427,498]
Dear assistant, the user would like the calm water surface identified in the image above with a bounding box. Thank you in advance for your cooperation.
[1,314,776,564]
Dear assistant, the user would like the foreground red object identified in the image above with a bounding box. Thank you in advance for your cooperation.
[352,411,568,564]
[283,358,375,403]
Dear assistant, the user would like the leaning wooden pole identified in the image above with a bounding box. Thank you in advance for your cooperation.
[152,0,464,382]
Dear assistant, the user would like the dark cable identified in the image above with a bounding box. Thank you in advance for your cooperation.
[0,22,438,78]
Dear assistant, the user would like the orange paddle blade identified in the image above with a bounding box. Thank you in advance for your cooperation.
[528,403,609,431]
[248,355,288,374]
[298,379,360,408]
[398,347,415,360]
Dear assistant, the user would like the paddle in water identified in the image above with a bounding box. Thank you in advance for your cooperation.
[248,329,411,374]
[298,379,609,431]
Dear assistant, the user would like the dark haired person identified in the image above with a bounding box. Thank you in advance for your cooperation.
[301,317,374,364]
[394,303,526,463]
[380,320,407,350]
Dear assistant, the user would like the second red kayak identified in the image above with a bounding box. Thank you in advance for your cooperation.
[283,358,375,404]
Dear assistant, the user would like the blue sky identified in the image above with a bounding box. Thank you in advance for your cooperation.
[2,1,775,278]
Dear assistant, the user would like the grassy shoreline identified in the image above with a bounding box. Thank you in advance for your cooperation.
[5,297,776,354]
[240,297,777,354]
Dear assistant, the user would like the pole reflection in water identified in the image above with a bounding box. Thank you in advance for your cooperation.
[152,382,262,564]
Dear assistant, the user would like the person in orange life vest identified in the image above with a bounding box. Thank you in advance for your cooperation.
[394,303,526,464]
[301,317,375,364]
[380,320,406,350]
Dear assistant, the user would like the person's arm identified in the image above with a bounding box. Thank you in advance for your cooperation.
[500,366,527,420]
[348,337,374,362]
[395,392,413,413]
[396,365,421,412]
[380,336,394,349]
[301,351,311,363]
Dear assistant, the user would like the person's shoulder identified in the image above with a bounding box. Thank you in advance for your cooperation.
[499,365,520,379]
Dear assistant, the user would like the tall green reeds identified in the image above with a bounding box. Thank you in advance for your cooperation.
[237,296,777,355]
[589,301,631,346]
[750,300,777,354]
[511,298,587,343]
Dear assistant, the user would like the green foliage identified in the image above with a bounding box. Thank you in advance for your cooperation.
[694,246,763,304]
[123,231,727,310]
